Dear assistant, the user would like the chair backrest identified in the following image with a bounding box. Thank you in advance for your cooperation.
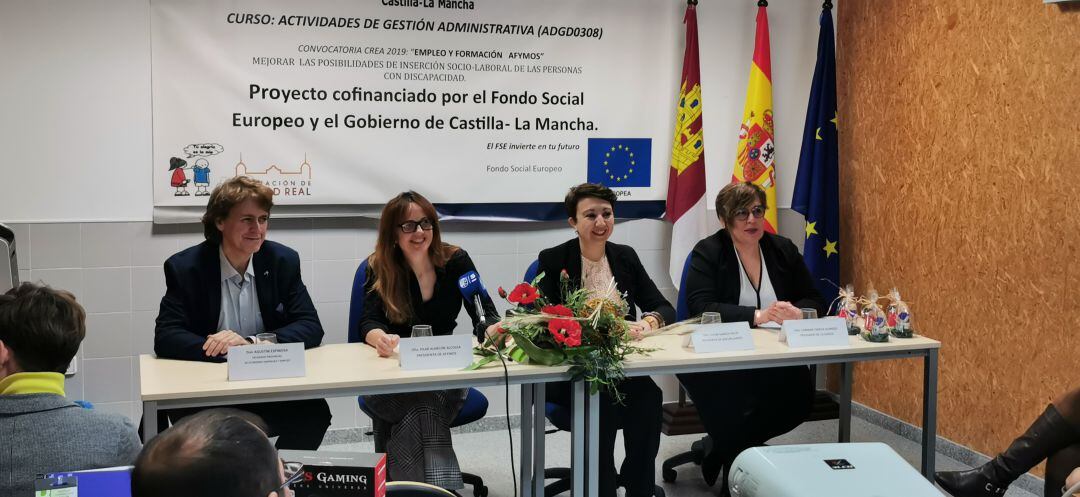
[523,259,540,283]
[675,251,694,321]
[386,481,457,497]
[347,258,370,343]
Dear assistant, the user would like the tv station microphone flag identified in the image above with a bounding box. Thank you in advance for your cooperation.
[665,0,709,289]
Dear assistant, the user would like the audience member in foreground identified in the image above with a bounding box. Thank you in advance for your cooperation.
[132,408,301,497]
[0,282,140,495]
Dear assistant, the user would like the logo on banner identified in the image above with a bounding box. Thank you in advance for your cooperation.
[167,143,223,197]
[235,155,313,197]
[586,138,651,187]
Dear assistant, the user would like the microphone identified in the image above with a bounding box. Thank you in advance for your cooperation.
[457,270,488,324]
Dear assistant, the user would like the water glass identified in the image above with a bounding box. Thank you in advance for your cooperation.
[700,312,722,324]
[800,308,819,320]
[411,325,433,338]
[255,332,277,344]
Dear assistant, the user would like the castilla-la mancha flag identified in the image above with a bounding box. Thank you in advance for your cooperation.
[665,2,709,289]
[732,3,778,233]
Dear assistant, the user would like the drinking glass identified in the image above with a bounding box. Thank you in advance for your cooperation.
[800,308,819,320]
[255,333,277,344]
[700,312,722,324]
[411,325,433,338]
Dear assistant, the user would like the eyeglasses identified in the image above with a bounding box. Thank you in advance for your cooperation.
[271,460,305,495]
[733,205,766,221]
[398,218,434,233]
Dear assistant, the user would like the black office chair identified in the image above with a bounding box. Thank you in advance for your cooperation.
[386,481,458,497]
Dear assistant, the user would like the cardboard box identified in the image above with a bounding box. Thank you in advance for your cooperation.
[279,450,386,497]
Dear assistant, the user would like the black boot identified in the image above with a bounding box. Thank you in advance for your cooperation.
[936,405,1080,497]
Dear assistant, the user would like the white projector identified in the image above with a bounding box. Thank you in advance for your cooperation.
[728,442,943,497]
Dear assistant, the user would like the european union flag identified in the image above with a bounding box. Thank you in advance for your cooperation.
[587,138,651,187]
[792,7,840,306]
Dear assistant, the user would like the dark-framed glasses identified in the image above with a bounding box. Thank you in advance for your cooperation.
[733,205,766,221]
[271,460,305,495]
[399,218,434,233]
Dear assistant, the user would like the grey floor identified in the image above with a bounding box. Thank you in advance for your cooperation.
[323,417,1040,497]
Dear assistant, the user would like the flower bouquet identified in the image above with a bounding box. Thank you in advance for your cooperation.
[466,270,652,401]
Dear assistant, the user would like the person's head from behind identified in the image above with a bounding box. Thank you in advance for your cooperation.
[132,409,294,497]
[0,282,85,380]
[201,176,275,258]
[715,181,768,246]
[564,183,617,246]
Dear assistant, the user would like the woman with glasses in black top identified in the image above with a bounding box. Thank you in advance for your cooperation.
[677,181,825,496]
[357,191,498,491]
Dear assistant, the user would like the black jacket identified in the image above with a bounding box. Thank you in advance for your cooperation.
[154,240,323,362]
[536,239,675,325]
[358,248,498,343]
[685,229,825,325]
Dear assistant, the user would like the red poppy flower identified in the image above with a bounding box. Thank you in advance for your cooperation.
[507,283,539,305]
[541,304,574,317]
[497,286,508,299]
[495,324,507,334]
[564,327,582,347]
[548,318,582,347]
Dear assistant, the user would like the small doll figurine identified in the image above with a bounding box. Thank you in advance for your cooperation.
[886,288,914,338]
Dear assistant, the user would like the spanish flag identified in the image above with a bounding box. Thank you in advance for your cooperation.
[665,2,709,289]
[732,3,778,234]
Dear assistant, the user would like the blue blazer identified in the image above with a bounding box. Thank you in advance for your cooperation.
[154,240,323,362]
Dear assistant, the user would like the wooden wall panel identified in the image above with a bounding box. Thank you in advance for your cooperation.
[836,0,1080,473]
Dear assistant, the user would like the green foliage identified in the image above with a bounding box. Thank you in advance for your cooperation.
[470,272,653,402]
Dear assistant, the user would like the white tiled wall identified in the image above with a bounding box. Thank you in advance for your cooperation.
[10,212,805,432]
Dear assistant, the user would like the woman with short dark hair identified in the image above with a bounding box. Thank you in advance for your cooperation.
[678,181,825,495]
[533,182,674,497]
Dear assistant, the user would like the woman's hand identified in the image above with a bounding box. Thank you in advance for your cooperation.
[1066,466,1080,496]
[485,322,502,338]
[626,321,648,341]
[365,329,400,357]
[768,301,802,323]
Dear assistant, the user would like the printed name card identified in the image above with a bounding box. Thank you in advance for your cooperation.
[228,342,306,381]
[399,334,474,370]
[684,322,756,353]
[781,317,850,348]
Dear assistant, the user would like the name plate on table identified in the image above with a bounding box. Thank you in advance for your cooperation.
[227,342,306,381]
[399,334,474,370]
[781,317,850,348]
[684,322,755,353]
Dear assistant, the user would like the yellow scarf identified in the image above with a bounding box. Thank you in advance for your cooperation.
[0,372,66,396]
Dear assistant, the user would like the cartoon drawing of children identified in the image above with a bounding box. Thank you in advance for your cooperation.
[169,157,190,196]
[193,158,211,196]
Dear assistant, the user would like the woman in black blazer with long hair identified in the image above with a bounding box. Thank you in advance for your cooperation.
[678,181,826,496]
[534,183,675,497]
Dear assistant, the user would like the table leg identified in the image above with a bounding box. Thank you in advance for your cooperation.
[586,388,599,497]
[572,381,585,496]
[922,349,939,479]
[520,384,534,497]
[838,362,853,443]
[533,385,546,497]
[143,401,158,439]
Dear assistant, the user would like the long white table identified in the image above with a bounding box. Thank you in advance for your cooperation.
[621,329,941,479]
[141,330,940,496]
[139,343,587,496]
